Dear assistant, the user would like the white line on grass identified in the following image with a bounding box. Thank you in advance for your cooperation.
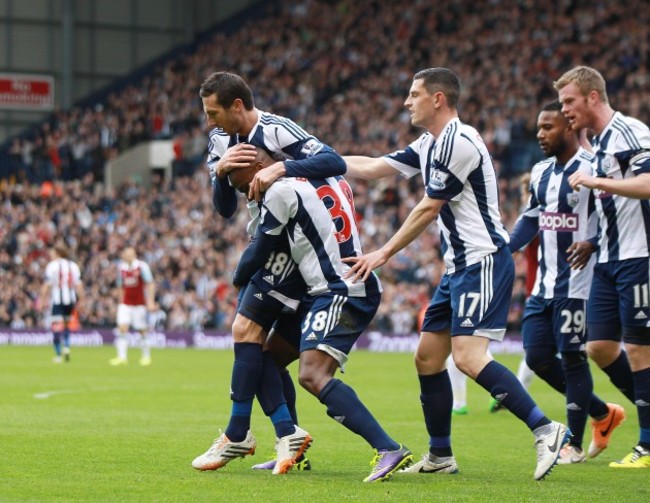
[33,387,118,399]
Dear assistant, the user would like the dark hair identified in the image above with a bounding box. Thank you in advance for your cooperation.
[413,68,461,107]
[199,72,255,110]
[541,100,562,113]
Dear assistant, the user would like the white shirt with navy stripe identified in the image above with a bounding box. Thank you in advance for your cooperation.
[383,118,509,274]
[591,111,650,262]
[523,147,597,299]
[259,176,382,298]
[44,258,81,305]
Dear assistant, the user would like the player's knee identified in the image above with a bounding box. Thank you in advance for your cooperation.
[586,340,619,367]
[231,315,265,343]
[525,346,557,373]
[560,351,587,369]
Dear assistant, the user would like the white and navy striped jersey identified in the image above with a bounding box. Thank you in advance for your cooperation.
[383,118,509,273]
[206,110,325,186]
[259,175,382,298]
[44,258,81,305]
[591,111,650,263]
[520,147,597,299]
[207,109,338,233]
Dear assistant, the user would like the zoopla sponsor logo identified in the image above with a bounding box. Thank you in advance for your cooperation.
[539,212,579,232]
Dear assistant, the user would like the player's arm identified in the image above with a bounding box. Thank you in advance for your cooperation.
[141,263,156,311]
[232,231,286,288]
[508,216,539,252]
[569,171,650,198]
[567,190,598,270]
[345,195,445,282]
[343,156,397,180]
[568,151,650,198]
[211,172,238,218]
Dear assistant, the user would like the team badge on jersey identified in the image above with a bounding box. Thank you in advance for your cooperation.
[300,138,324,157]
[430,169,449,190]
[566,192,580,208]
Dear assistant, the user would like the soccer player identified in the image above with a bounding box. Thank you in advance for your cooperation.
[228,148,413,482]
[192,72,346,475]
[344,68,569,480]
[41,242,83,363]
[558,65,650,468]
[509,100,625,463]
[109,247,155,366]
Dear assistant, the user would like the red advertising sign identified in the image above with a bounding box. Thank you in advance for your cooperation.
[0,73,54,110]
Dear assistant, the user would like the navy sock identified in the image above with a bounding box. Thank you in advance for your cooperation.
[562,358,593,450]
[225,342,263,441]
[601,351,635,404]
[632,367,650,449]
[62,328,70,349]
[525,351,609,420]
[280,368,299,426]
[53,332,62,356]
[256,351,294,438]
[319,378,398,451]
[476,360,548,432]
[269,405,295,438]
[419,371,453,457]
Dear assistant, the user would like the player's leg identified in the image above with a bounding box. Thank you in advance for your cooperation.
[452,249,569,480]
[110,304,130,365]
[586,262,635,403]
[298,293,411,482]
[191,311,264,471]
[610,258,650,468]
[447,354,468,415]
[402,276,457,474]
[61,306,73,361]
[131,305,151,366]
[50,309,64,363]
[517,358,536,390]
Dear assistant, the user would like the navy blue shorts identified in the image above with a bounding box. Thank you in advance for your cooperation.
[236,247,306,333]
[522,296,586,352]
[422,247,514,340]
[587,258,650,345]
[300,293,380,370]
[51,304,75,318]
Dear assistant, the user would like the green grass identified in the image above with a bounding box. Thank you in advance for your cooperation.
[1,346,647,502]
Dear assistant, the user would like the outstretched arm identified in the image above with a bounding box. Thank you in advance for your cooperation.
[344,196,445,282]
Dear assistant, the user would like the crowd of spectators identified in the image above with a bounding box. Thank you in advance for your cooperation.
[1,0,649,333]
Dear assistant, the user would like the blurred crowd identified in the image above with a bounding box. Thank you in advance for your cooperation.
[1,0,648,332]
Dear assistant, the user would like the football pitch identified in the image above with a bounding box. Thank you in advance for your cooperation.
[1,345,647,502]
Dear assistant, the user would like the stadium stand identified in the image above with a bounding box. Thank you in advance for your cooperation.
[1,0,648,332]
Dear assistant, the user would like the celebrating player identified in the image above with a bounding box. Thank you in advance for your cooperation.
[344,68,569,480]
[558,65,650,468]
[229,148,413,482]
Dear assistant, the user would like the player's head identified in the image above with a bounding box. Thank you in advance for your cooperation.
[121,247,137,264]
[536,100,578,159]
[52,242,69,259]
[199,72,255,133]
[228,148,274,195]
[405,68,460,128]
[554,66,608,131]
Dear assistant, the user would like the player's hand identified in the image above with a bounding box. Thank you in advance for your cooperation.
[568,171,596,190]
[248,162,286,202]
[215,143,257,178]
[343,249,388,283]
[566,241,596,270]
[146,301,156,312]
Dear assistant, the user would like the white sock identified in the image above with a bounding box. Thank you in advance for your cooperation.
[517,359,535,390]
[141,333,151,359]
[447,355,467,409]
[116,336,128,360]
